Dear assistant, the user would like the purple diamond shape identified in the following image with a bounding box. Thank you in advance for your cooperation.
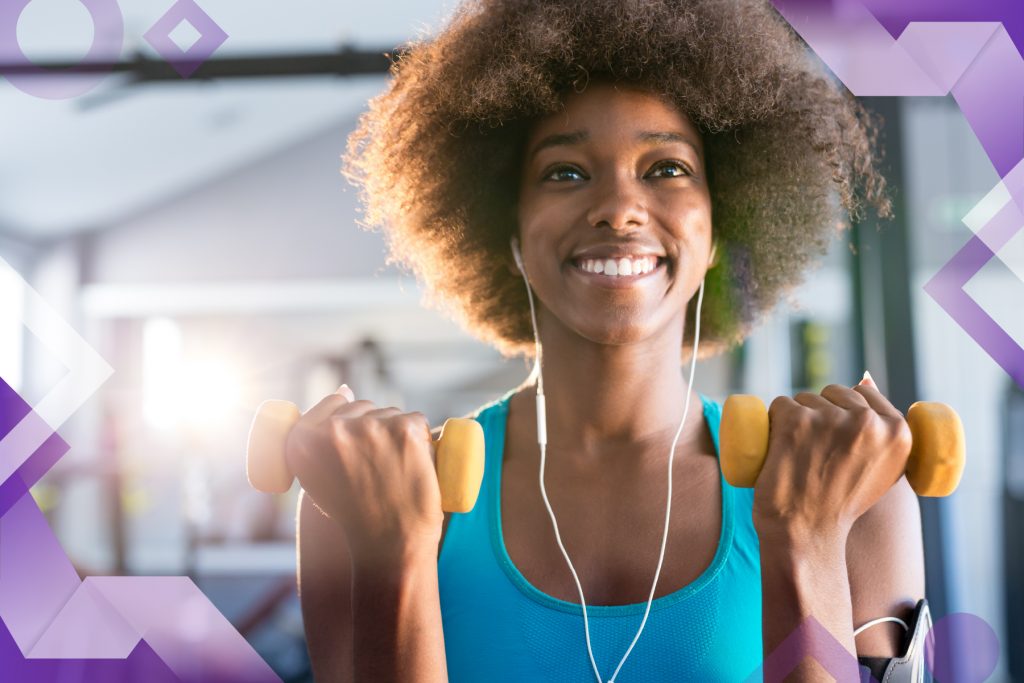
[143,0,228,78]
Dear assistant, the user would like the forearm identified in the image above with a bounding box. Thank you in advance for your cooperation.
[759,528,860,682]
[351,549,449,683]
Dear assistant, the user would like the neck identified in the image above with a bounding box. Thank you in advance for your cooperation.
[516,315,704,462]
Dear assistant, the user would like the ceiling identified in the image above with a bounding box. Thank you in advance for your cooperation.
[0,0,458,242]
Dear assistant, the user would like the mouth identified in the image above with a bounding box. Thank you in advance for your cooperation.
[568,255,669,288]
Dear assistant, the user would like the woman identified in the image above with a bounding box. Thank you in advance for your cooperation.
[292,1,926,681]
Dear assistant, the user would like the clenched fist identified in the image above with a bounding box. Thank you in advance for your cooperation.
[285,385,444,565]
[750,375,913,542]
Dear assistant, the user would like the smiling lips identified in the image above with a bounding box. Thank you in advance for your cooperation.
[576,255,658,276]
[570,254,667,287]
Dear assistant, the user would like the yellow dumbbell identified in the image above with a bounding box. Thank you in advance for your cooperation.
[719,395,965,497]
[246,399,486,513]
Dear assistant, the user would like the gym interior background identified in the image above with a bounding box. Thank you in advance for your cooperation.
[1,1,1021,681]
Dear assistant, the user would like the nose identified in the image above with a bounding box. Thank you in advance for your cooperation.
[585,175,649,231]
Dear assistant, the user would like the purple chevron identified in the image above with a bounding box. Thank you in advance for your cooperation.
[923,168,1024,389]
[0,377,71,518]
[770,0,1024,390]
[0,377,281,682]
[745,610,1000,681]
[743,615,877,683]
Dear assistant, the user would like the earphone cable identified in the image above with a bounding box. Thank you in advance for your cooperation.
[519,258,707,683]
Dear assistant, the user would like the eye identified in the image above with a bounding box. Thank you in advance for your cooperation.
[542,164,587,182]
[647,160,693,178]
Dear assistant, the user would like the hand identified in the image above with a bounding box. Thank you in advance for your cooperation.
[750,374,913,544]
[284,385,443,565]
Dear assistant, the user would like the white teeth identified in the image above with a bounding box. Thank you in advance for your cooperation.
[576,256,657,277]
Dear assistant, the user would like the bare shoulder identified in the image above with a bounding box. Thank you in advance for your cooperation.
[845,475,925,657]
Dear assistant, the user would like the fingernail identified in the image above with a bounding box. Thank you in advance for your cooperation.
[860,370,876,387]
[336,383,354,399]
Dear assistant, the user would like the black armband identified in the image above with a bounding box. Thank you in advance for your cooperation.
[856,598,932,683]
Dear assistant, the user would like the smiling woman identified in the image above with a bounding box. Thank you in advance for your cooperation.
[294,1,927,682]
[343,0,892,362]
[513,82,713,349]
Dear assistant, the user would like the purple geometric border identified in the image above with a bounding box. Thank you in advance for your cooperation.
[0,380,281,683]
[0,0,124,100]
[923,187,1024,389]
[142,0,229,79]
[2,1,1017,680]
[770,0,1024,390]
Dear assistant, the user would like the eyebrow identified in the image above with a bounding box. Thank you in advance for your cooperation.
[528,129,702,162]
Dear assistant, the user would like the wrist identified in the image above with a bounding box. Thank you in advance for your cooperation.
[352,538,439,575]
[756,521,849,561]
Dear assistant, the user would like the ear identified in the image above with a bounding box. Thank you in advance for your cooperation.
[508,235,523,277]
[708,239,720,269]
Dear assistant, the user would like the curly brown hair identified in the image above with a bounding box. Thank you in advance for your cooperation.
[343,0,892,360]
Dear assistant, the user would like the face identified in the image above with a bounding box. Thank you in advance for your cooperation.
[514,81,713,347]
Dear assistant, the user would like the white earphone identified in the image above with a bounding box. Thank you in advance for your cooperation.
[511,236,525,273]
[509,234,707,683]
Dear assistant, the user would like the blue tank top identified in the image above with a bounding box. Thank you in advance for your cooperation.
[438,388,764,682]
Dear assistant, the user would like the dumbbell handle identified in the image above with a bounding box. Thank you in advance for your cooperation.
[719,395,965,497]
[245,399,485,513]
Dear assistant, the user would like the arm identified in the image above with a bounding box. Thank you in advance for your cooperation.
[755,378,925,682]
[298,490,450,682]
[759,524,857,681]
[293,400,463,683]
[297,488,354,682]
[847,474,924,657]
[758,474,925,681]
[341,422,451,682]
[351,545,449,682]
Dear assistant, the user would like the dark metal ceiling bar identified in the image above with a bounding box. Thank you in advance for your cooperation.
[0,46,401,81]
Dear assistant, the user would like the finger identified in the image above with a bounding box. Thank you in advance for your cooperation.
[768,394,805,421]
[398,411,433,443]
[852,383,904,419]
[330,399,382,419]
[302,385,356,423]
[820,384,870,410]
[792,391,837,411]
[363,407,404,419]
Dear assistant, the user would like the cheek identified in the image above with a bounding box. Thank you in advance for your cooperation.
[522,189,571,218]
[667,197,713,243]
[518,196,575,244]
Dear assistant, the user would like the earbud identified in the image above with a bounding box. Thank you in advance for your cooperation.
[708,240,718,268]
[511,236,525,275]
